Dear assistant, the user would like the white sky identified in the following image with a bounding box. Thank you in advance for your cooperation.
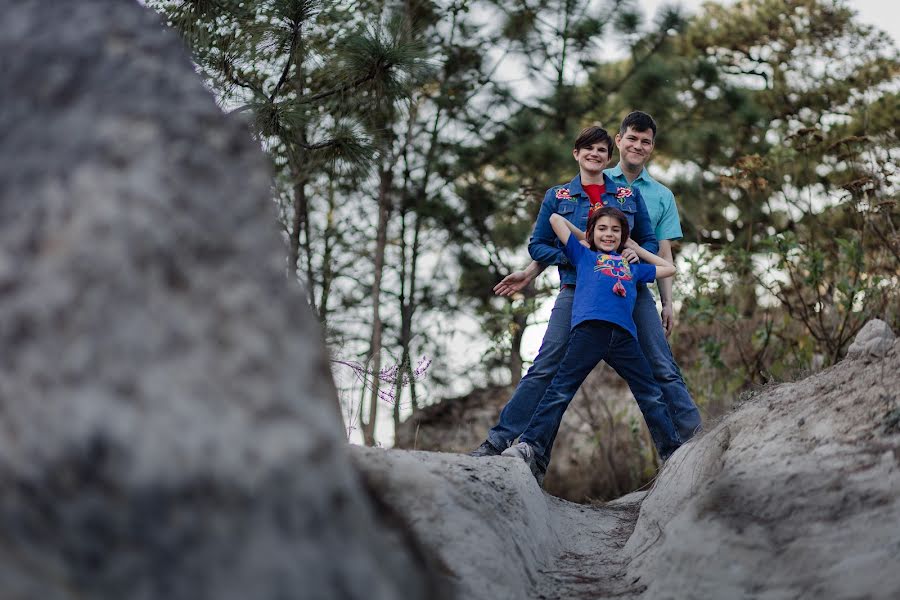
[643,0,899,46]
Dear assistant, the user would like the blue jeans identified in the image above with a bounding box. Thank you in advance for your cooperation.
[487,285,700,460]
[633,285,702,440]
[519,321,682,463]
[488,287,575,456]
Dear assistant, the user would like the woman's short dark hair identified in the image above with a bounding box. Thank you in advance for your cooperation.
[573,126,612,153]
[586,206,630,253]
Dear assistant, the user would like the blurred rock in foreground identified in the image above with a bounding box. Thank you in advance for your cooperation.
[0,1,447,599]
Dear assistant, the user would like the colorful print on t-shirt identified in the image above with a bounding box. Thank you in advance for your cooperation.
[594,253,632,280]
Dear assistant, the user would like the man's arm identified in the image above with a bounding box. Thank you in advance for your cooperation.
[658,239,675,337]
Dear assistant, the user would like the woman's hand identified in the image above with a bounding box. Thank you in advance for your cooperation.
[493,271,534,297]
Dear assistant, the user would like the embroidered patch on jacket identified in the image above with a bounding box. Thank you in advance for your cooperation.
[555,188,572,200]
[614,187,633,204]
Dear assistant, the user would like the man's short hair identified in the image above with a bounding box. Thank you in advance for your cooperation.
[573,126,612,152]
[619,111,658,140]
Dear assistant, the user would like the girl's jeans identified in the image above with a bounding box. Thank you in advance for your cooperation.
[519,320,682,465]
[487,285,700,463]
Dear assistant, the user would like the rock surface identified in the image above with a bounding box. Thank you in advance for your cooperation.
[362,324,900,599]
[846,318,895,360]
[0,2,445,599]
[352,447,648,600]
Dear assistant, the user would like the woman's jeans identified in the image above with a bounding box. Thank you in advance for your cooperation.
[519,320,682,464]
[487,285,701,462]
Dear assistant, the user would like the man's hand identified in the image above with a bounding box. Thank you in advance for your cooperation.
[621,248,639,263]
[493,271,534,297]
[660,303,675,337]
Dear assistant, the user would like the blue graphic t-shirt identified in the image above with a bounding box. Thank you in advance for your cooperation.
[563,236,656,339]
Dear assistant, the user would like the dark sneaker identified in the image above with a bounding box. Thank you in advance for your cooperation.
[469,439,502,457]
[502,442,545,485]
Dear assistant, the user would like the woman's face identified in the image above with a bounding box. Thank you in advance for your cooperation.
[593,216,623,252]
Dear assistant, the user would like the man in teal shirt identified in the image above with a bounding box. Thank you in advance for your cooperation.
[603,111,701,439]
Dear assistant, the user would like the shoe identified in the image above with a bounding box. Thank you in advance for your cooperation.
[502,442,546,486]
[469,439,502,457]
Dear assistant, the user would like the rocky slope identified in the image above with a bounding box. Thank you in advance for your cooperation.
[360,322,900,599]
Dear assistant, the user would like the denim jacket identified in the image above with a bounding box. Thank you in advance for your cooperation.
[528,173,659,287]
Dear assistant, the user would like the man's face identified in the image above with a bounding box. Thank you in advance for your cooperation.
[615,126,655,170]
[572,141,611,176]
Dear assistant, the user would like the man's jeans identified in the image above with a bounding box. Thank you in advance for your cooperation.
[519,321,682,464]
[633,285,702,440]
[488,285,701,459]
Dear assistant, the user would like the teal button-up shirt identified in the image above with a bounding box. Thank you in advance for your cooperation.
[604,164,683,241]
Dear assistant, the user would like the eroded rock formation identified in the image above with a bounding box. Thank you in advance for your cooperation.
[362,325,900,599]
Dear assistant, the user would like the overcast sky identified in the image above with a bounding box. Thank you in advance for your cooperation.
[642,0,899,47]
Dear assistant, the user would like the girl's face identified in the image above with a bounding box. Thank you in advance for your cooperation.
[593,216,623,252]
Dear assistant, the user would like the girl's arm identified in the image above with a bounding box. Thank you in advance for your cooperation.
[549,213,585,244]
[625,238,675,279]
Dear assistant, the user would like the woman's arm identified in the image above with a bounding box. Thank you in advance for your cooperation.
[625,238,675,279]
[493,260,548,297]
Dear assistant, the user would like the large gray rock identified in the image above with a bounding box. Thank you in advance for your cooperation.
[623,326,900,599]
[0,1,445,598]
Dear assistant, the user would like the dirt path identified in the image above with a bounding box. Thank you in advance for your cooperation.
[534,492,647,599]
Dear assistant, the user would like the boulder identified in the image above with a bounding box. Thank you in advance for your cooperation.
[0,1,445,598]
[623,322,900,599]
[847,318,895,360]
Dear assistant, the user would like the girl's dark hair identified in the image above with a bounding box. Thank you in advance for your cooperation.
[586,206,629,253]
[573,126,612,152]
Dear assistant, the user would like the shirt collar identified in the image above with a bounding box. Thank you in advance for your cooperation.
[567,173,586,199]
[609,163,651,184]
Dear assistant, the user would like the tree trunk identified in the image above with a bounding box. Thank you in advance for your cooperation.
[508,311,527,386]
[317,180,336,324]
[361,164,393,446]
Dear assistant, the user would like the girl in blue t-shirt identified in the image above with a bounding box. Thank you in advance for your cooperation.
[502,206,682,479]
